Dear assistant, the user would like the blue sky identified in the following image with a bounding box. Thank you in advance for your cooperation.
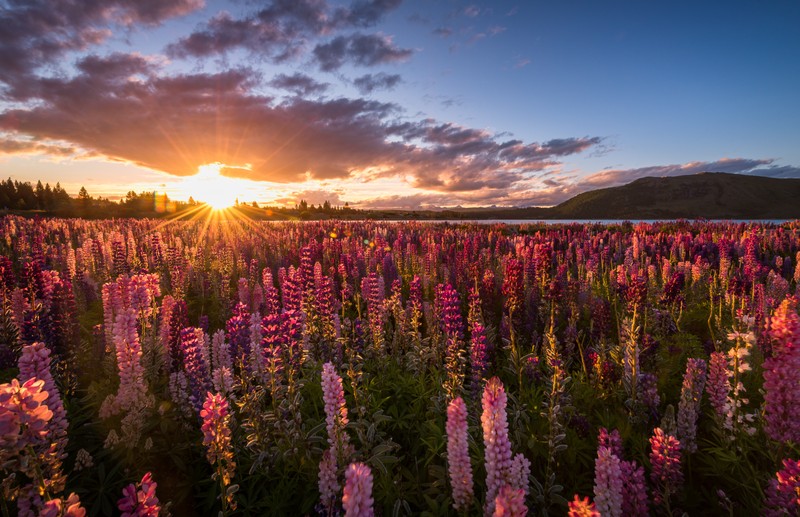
[1,0,798,208]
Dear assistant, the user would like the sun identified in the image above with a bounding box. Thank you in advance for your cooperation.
[182,163,243,210]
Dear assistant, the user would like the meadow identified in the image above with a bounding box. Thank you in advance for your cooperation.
[1,215,799,516]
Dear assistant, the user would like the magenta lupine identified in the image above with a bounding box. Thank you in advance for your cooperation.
[593,447,623,517]
[676,358,707,453]
[597,427,624,459]
[18,342,67,451]
[181,327,212,414]
[706,351,730,420]
[493,486,527,517]
[200,392,237,513]
[261,312,285,389]
[438,283,466,397]
[446,397,474,511]
[342,462,374,517]
[763,458,800,517]
[763,298,800,444]
[483,377,513,515]
[117,472,161,517]
[619,460,649,516]
[649,427,683,508]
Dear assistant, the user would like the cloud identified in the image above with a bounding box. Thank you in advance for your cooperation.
[0,135,78,157]
[353,73,402,94]
[313,33,412,71]
[167,0,402,61]
[268,73,329,96]
[581,157,776,188]
[271,189,346,206]
[0,0,202,93]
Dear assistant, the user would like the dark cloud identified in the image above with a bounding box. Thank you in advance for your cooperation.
[313,33,412,71]
[0,0,202,92]
[353,73,402,94]
[0,51,601,193]
[167,0,402,60]
[268,73,329,96]
[0,135,77,157]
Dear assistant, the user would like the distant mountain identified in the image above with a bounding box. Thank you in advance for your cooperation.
[546,172,800,219]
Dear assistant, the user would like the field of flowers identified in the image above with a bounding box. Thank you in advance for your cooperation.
[1,215,799,516]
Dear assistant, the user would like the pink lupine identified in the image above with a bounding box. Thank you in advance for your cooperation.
[117,472,161,517]
[493,486,527,517]
[200,392,237,512]
[763,299,800,444]
[0,377,52,461]
[649,427,683,508]
[39,493,86,517]
[318,449,339,514]
[706,351,730,420]
[482,377,513,515]
[342,462,374,517]
[446,397,474,511]
[567,495,600,517]
[321,362,351,458]
[676,358,707,453]
[763,458,800,517]
[593,447,623,517]
[18,342,67,450]
[619,460,649,516]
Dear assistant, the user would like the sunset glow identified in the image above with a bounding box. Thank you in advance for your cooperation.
[180,164,248,210]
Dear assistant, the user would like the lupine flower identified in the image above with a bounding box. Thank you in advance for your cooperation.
[39,493,86,517]
[342,462,374,517]
[619,460,649,516]
[446,397,474,511]
[318,449,339,515]
[321,362,352,458]
[0,377,52,464]
[568,495,600,517]
[117,472,161,517]
[763,458,800,517]
[482,377,513,515]
[593,446,623,517]
[181,327,212,414]
[706,351,730,420]
[676,358,707,453]
[200,392,237,512]
[597,427,623,459]
[763,298,800,444]
[18,342,67,451]
[649,427,683,508]
[493,486,527,517]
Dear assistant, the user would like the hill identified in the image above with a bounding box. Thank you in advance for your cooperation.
[547,172,800,219]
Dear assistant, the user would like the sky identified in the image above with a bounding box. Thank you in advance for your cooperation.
[1,0,799,208]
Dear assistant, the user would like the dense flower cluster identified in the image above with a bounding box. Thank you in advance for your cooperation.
[649,427,683,508]
[200,392,237,512]
[677,358,707,453]
[482,377,513,514]
[763,458,800,517]
[117,472,161,517]
[342,462,374,517]
[762,299,800,443]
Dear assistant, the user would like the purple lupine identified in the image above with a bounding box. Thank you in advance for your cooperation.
[649,427,683,508]
[482,377,513,515]
[342,462,374,517]
[509,453,531,496]
[226,303,251,367]
[619,460,649,516]
[676,358,707,453]
[318,449,339,515]
[763,458,800,517]
[763,298,800,444]
[321,362,351,458]
[597,427,624,459]
[593,447,623,517]
[180,327,212,414]
[438,283,466,397]
[446,397,474,511]
[706,351,730,420]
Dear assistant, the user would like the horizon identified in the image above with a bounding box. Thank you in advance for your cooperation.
[1,1,799,209]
